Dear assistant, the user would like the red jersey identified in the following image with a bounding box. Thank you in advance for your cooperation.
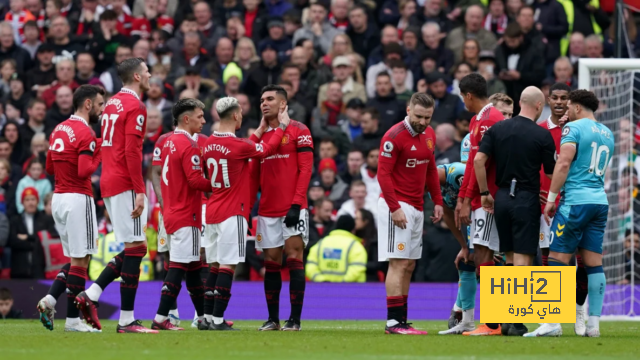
[203,128,285,224]
[378,119,443,212]
[194,133,209,204]
[251,121,314,217]
[458,104,504,210]
[116,12,134,37]
[160,130,211,233]
[47,115,99,196]
[100,88,147,197]
[539,117,562,211]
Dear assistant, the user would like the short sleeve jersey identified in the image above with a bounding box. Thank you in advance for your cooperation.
[438,162,465,209]
[48,115,97,196]
[100,88,147,198]
[539,117,563,211]
[378,119,437,211]
[160,130,207,233]
[258,120,313,217]
[561,118,614,206]
[460,134,471,163]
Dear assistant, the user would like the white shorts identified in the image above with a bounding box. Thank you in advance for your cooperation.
[103,190,148,243]
[204,215,248,265]
[539,214,553,249]
[200,204,206,243]
[52,193,98,258]
[157,212,168,252]
[470,208,499,251]
[377,198,424,261]
[168,226,201,263]
[255,209,309,250]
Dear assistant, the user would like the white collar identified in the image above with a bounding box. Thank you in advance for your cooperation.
[213,131,236,137]
[476,103,493,121]
[120,87,140,100]
[69,114,88,126]
[403,117,418,137]
[546,116,559,129]
[174,129,191,137]
[342,77,354,93]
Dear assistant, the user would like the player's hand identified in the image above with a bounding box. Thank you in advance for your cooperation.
[543,201,556,226]
[284,204,301,228]
[558,111,569,127]
[454,199,464,228]
[458,201,472,227]
[391,208,408,230]
[278,106,290,127]
[455,247,470,270]
[481,194,494,214]
[131,193,145,218]
[431,205,443,223]
[539,190,548,205]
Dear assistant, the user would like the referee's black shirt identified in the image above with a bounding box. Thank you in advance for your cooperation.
[478,115,556,192]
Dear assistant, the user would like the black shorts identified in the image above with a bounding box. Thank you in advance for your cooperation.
[494,188,541,255]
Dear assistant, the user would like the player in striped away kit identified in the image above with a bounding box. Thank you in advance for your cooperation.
[38,85,105,332]
[76,57,155,333]
[199,97,288,330]
[150,99,212,330]
[377,93,443,334]
[525,90,613,338]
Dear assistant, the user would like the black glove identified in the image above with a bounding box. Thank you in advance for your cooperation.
[284,204,301,228]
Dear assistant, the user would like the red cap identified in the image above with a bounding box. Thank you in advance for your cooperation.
[21,187,39,203]
[318,158,337,173]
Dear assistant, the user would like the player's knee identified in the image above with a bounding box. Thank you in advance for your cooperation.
[389,258,412,272]
[404,261,416,274]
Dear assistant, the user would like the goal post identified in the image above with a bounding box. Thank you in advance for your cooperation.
[578,58,639,320]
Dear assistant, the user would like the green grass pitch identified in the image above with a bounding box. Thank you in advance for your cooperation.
[2,320,639,359]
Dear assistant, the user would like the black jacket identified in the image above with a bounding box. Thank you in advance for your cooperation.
[346,24,380,60]
[0,44,34,74]
[9,211,56,279]
[352,129,384,154]
[533,0,569,64]
[45,106,72,132]
[243,5,270,46]
[366,93,406,132]
[431,92,463,126]
[409,9,453,34]
[25,66,56,94]
[242,61,282,103]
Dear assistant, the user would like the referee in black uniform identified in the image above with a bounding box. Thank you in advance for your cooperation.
[473,86,556,266]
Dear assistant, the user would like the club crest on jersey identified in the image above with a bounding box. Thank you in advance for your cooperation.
[256,234,262,242]
[383,141,394,152]
[397,243,406,251]
[562,127,570,136]
[426,138,434,151]
[90,141,96,152]
[281,135,290,145]
[539,233,544,242]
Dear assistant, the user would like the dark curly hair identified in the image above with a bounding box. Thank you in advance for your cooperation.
[459,73,488,100]
[569,89,599,113]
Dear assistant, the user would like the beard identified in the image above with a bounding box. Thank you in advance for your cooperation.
[89,110,100,124]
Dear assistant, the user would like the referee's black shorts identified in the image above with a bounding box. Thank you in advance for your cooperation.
[494,188,541,255]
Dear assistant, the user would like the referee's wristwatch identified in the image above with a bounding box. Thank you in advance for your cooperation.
[480,191,490,196]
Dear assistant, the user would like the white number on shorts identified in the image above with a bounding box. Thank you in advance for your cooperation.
[207,158,230,188]
[589,142,610,177]
[162,155,169,186]
[101,114,119,147]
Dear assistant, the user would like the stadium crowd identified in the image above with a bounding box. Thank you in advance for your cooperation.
[0,0,637,284]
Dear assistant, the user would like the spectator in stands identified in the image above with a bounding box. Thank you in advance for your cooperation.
[623,227,640,284]
[292,2,340,55]
[1,124,26,172]
[42,58,78,107]
[367,72,407,131]
[568,32,585,67]
[435,123,461,165]
[9,187,55,278]
[420,23,454,74]
[366,43,413,98]
[355,208,385,282]
[278,81,306,124]
[478,51,507,96]
[516,6,545,51]
[506,0,524,19]
[533,0,568,68]
[25,0,44,28]
[260,16,291,63]
[132,39,150,64]
[446,5,497,63]
[16,158,51,213]
[328,0,349,31]
[337,179,377,220]
[243,42,281,101]
[367,25,402,68]
[4,0,35,46]
[318,56,367,105]
[320,33,352,69]
[307,180,324,212]
[192,2,223,53]
[289,46,325,109]
[0,288,23,318]
[584,34,603,59]
[283,9,302,38]
[346,5,379,59]
[242,0,269,46]
[143,108,163,166]
[219,62,243,99]
[353,107,383,154]
[316,158,348,209]
[428,72,464,126]
[25,44,56,97]
[306,215,366,283]
[458,39,481,71]
[174,66,217,105]
[60,0,81,22]
[74,51,99,85]
[410,0,451,35]
[174,31,209,76]
[546,56,577,90]
[20,20,41,59]
[47,16,84,63]
[312,81,349,143]
[280,63,304,104]
[265,0,292,17]
[98,44,132,94]
[340,98,364,143]
[0,59,16,97]
[318,138,345,173]
[18,99,47,150]
[44,85,72,130]
[166,14,198,55]
[484,0,509,38]
[390,60,413,103]
[308,197,335,248]
[0,157,16,216]
[76,0,100,38]
[0,22,33,74]
[566,0,610,38]
[233,36,260,76]
[341,148,364,186]
[6,73,31,115]
[204,37,235,87]
[146,76,173,128]
[495,22,545,112]
[361,147,381,207]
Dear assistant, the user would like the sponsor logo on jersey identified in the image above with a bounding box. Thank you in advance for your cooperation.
[298,135,312,146]
[562,127,570,136]
[397,243,405,251]
[383,141,394,152]
[281,134,290,145]
[406,159,428,167]
[410,145,417,151]
[256,234,262,242]
[381,152,392,158]
[426,138,434,151]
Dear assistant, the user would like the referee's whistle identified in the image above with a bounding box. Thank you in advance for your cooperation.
[509,179,517,198]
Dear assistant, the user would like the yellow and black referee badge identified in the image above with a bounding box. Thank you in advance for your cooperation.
[480,267,576,323]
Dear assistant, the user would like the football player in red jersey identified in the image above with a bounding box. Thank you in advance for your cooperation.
[150,99,211,331]
[76,57,156,333]
[198,97,288,331]
[377,93,444,335]
[453,73,505,336]
[254,85,313,331]
[37,85,105,333]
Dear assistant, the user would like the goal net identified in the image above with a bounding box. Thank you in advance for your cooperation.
[578,58,639,320]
